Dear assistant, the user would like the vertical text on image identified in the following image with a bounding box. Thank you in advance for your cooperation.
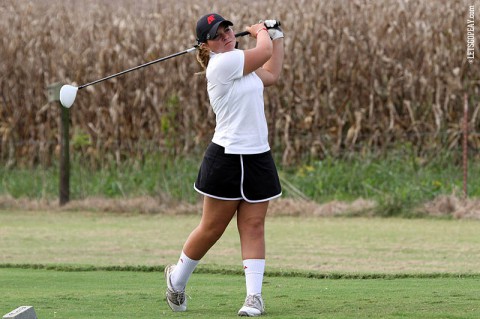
[466,5,475,64]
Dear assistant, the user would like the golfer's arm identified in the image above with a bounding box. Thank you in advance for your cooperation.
[243,28,273,75]
[255,38,284,87]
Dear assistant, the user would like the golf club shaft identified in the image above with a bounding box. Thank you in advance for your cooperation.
[78,48,196,90]
[78,31,251,90]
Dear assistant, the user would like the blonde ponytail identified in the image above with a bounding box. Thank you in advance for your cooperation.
[195,45,210,74]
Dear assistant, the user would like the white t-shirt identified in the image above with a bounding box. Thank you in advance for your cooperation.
[207,49,270,154]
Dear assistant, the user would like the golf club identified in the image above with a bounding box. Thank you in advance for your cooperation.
[59,21,280,108]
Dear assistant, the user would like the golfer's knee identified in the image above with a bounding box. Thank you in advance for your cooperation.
[238,219,265,237]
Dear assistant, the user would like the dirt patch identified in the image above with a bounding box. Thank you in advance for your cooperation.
[268,198,376,217]
[0,195,478,219]
[421,195,480,220]
[0,195,375,216]
[0,195,201,215]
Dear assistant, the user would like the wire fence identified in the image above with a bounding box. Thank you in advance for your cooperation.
[2,131,479,164]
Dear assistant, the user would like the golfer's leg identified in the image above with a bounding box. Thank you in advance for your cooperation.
[237,200,268,294]
[183,196,240,260]
[237,201,268,316]
[237,201,268,259]
[169,197,239,290]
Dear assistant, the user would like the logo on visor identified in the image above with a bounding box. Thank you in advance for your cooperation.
[207,15,216,24]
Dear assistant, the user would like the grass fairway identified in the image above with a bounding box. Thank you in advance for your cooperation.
[1,268,479,318]
[1,210,480,318]
[1,211,480,273]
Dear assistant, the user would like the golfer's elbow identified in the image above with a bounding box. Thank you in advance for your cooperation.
[260,65,282,86]
[263,72,281,87]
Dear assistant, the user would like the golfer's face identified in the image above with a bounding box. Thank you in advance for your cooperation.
[207,25,235,53]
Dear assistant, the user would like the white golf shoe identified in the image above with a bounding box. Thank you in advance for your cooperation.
[238,294,265,317]
[164,265,187,312]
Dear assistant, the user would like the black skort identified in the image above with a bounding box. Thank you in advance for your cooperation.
[194,143,282,202]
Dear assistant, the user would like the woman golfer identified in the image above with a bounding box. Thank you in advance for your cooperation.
[165,13,284,317]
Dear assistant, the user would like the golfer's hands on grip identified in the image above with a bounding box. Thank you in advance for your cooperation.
[264,20,284,40]
[246,22,269,39]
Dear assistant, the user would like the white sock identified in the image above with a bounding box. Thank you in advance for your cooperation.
[170,251,199,291]
[243,259,265,296]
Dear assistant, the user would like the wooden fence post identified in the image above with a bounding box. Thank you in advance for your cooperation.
[47,82,70,206]
[463,94,468,199]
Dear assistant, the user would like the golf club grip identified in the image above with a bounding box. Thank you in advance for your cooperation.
[234,21,281,38]
[235,31,250,37]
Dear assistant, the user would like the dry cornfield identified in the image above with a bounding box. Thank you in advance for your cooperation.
[0,0,479,166]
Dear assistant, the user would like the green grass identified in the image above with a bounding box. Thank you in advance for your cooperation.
[286,150,479,215]
[1,151,478,216]
[0,155,200,202]
[1,268,479,318]
[1,211,480,318]
[1,211,480,274]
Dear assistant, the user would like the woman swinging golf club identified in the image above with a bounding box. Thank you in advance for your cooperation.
[164,13,284,317]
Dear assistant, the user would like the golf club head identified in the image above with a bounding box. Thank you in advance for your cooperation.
[59,85,78,108]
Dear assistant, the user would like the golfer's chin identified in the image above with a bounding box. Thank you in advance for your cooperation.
[223,41,236,51]
[212,41,236,54]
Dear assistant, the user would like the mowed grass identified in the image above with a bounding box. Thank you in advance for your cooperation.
[1,268,479,319]
[1,211,480,273]
[1,211,480,318]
